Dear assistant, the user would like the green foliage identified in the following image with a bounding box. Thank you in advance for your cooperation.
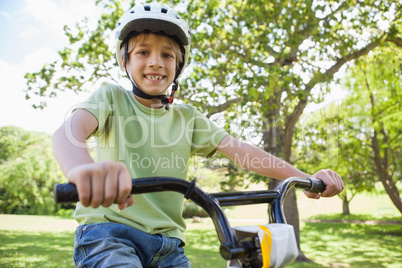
[0,126,34,162]
[183,0,401,128]
[297,101,377,199]
[0,126,66,214]
[24,0,402,121]
[298,44,402,213]
[220,161,246,192]
[347,45,402,149]
[345,45,402,212]
[182,200,208,218]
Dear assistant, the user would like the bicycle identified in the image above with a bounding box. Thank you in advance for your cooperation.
[54,176,325,268]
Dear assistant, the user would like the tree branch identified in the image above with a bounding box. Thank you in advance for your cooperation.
[387,36,402,47]
[205,97,242,118]
[283,37,384,160]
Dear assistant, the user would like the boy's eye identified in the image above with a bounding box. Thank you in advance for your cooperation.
[138,50,148,55]
[163,53,175,59]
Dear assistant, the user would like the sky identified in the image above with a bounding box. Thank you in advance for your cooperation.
[0,0,102,134]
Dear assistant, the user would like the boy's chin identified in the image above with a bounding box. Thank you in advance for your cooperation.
[139,88,168,97]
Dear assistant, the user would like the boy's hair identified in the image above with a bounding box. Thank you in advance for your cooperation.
[119,32,183,70]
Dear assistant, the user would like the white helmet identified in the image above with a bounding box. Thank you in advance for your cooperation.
[114,2,191,79]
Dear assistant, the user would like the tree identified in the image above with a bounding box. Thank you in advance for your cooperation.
[0,126,33,161]
[182,0,402,260]
[296,102,377,215]
[301,44,402,215]
[24,0,402,261]
[344,45,402,213]
[0,126,65,214]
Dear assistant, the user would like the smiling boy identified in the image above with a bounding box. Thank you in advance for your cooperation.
[121,32,182,108]
[52,2,343,267]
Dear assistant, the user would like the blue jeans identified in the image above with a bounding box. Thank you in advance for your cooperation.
[73,223,191,267]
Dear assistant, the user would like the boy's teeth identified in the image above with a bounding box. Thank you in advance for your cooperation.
[146,75,163,80]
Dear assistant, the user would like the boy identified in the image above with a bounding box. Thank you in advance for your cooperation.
[52,2,343,267]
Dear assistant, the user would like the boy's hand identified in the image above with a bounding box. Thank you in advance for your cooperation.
[67,160,134,210]
[303,169,344,199]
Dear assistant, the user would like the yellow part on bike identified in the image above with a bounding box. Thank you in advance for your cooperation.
[229,224,298,268]
[258,225,272,268]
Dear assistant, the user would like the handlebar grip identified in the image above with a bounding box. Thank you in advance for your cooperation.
[54,183,79,203]
[307,178,326,193]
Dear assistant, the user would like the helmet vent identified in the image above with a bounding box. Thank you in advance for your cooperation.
[144,5,151,11]
[161,8,168,14]
[130,10,135,14]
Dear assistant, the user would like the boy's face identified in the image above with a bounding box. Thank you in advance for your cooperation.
[127,33,178,98]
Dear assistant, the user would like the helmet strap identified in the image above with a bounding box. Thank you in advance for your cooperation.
[123,42,177,110]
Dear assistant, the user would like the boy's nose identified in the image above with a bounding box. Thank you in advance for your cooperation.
[148,55,164,69]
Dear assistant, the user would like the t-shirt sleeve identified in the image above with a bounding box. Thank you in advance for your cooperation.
[190,109,228,158]
[72,82,114,138]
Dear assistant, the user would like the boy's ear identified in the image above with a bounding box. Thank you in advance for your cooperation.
[121,55,126,69]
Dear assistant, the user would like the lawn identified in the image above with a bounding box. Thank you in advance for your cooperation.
[0,230,74,267]
[297,221,402,267]
[1,190,401,267]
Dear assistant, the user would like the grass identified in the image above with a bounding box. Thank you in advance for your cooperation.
[1,215,400,268]
[0,189,401,267]
[295,221,402,268]
[185,218,402,268]
[0,230,74,268]
[0,215,76,268]
[185,221,227,267]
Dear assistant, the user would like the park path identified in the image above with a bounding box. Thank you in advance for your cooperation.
[0,214,78,232]
[302,219,401,225]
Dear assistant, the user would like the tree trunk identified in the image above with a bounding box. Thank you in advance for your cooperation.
[263,113,312,262]
[285,189,312,262]
[371,127,402,214]
[378,175,402,214]
[342,198,350,215]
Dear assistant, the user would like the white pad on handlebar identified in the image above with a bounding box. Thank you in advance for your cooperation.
[227,224,298,268]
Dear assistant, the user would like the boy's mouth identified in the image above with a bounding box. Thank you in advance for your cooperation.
[144,75,165,80]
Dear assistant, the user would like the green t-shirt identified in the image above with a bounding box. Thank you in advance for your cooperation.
[73,82,228,243]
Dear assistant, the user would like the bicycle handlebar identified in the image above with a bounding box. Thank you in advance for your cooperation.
[53,177,325,260]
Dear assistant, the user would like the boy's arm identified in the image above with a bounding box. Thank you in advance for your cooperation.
[52,109,133,209]
[217,134,343,198]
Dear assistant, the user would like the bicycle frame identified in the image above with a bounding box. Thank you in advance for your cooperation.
[54,177,325,261]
